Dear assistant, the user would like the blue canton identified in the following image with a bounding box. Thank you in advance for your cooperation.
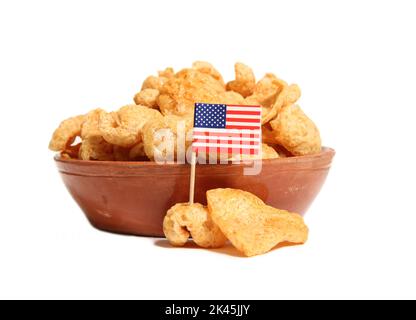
[194,103,227,128]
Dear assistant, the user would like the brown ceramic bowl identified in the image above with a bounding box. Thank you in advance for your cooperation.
[55,147,335,237]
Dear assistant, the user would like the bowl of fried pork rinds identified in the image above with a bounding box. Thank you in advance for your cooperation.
[50,61,335,237]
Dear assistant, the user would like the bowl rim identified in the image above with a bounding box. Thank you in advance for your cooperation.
[54,146,335,167]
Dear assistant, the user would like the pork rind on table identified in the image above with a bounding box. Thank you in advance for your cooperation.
[207,188,309,257]
[162,188,309,257]
[49,60,322,160]
[163,203,227,248]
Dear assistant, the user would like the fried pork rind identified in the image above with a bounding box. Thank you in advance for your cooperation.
[243,73,290,123]
[158,67,175,79]
[141,67,174,91]
[246,73,286,105]
[79,136,114,161]
[80,108,106,139]
[60,142,81,159]
[226,62,256,98]
[230,143,279,161]
[133,88,160,108]
[158,69,225,116]
[219,91,245,105]
[269,104,321,156]
[207,188,309,257]
[49,115,86,151]
[142,115,192,161]
[262,83,301,124]
[163,203,227,248]
[99,104,163,148]
[192,61,225,86]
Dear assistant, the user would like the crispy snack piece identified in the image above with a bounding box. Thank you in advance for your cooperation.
[230,143,279,161]
[246,73,286,106]
[99,104,163,148]
[141,68,174,91]
[261,83,301,124]
[244,73,290,123]
[163,203,227,248]
[60,143,81,159]
[158,67,175,79]
[142,76,165,91]
[269,104,321,156]
[80,108,106,139]
[219,91,245,105]
[142,115,192,160]
[192,61,225,86]
[79,136,114,160]
[133,88,160,108]
[158,69,225,116]
[226,63,256,98]
[49,115,86,151]
[207,188,309,257]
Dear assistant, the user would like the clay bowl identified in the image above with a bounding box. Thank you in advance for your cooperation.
[55,147,335,237]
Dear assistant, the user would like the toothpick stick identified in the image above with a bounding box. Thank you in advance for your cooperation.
[189,151,197,204]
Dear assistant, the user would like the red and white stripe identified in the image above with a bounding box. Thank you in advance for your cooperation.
[192,104,261,156]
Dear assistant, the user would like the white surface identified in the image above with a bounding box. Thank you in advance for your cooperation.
[1,0,415,299]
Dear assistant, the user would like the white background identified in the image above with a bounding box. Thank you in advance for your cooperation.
[1,0,415,299]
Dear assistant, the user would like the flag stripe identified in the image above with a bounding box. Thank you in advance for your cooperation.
[226,117,261,123]
[193,142,260,149]
[226,125,260,130]
[225,122,259,126]
[193,128,260,135]
[226,106,262,112]
[227,105,261,108]
[194,139,259,145]
[226,113,260,121]
[193,135,259,141]
[226,110,261,116]
[193,146,259,155]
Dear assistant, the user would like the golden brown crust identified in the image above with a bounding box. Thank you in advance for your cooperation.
[226,63,256,98]
[133,89,160,109]
[192,61,225,86]
[49,115,86,151]
[229,143,279,161]
[163,203,227,248]
[79,136,114,160]
[158,69,225,117]
[99,104,163,148]
[142,115,193,160]
[269,104,321,156]
[207,188,308,257]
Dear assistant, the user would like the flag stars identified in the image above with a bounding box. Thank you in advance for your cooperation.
[194,103,227,129]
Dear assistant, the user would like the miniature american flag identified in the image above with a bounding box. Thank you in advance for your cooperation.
[192,103,261,156]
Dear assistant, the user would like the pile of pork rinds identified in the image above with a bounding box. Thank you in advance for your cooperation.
[49,61,321,160]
